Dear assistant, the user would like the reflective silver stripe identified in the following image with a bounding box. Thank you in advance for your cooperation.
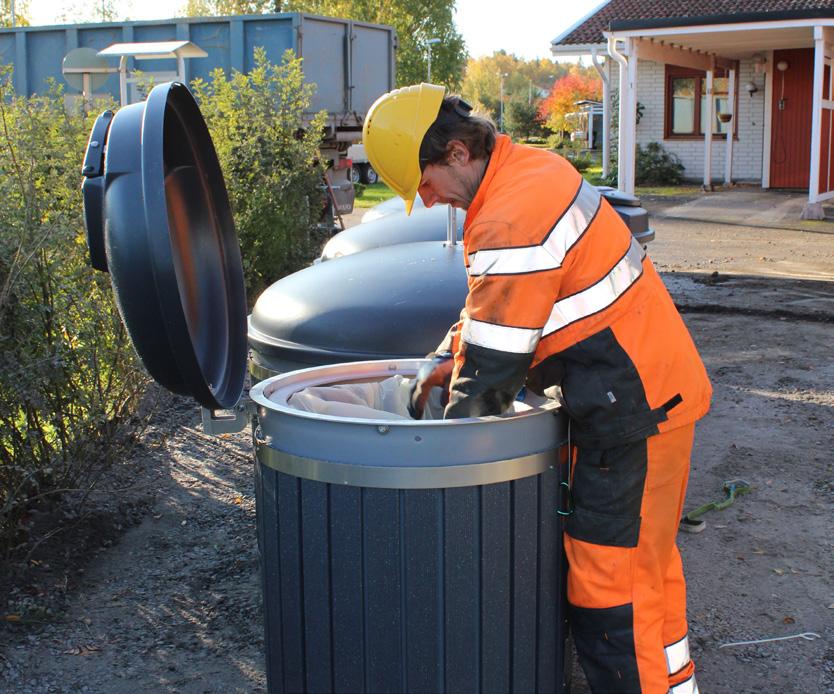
[669,675,699,694]
[542,179,602,264]
[466,180,601,276]
[462,317,541,354]
[665,635,691,674]
[468,244,556,276]
[543,238,646,336]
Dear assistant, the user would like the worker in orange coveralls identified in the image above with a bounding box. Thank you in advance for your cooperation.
[362,84,712,694]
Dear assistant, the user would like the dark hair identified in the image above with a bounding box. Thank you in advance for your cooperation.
[419,95,497,170]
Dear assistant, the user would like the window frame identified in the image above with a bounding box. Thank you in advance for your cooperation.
[664,64,739,140]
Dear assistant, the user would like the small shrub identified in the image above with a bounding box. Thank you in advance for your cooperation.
[0,70,148,556]
[636,142,684,185]
[570,156,595,173]
[546,132,566,150]
[191,48,327,300]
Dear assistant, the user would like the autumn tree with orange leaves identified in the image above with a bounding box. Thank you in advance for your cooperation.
[538,69,602,137]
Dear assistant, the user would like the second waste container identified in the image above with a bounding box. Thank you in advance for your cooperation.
[82,81,571,693]
[251,359,569,693]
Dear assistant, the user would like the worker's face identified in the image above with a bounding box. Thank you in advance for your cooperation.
[417,140,485,210]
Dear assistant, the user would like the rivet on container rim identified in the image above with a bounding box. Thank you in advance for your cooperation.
[377,425,390,435]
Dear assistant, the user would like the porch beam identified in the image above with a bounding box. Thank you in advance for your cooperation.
[634,38,735,72]
[608,36,638,195]
[634,38,713,71]
[762,50,774,188]
[703,69,714,191]
[590,47,611,177]
[724,68,735,185]
[802,26,827,219]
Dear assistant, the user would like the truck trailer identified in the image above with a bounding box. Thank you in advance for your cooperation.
[0,12,397,226]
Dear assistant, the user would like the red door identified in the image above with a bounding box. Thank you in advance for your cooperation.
[770,48,814,189]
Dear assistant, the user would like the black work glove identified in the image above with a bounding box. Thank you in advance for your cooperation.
[408,352,454,419]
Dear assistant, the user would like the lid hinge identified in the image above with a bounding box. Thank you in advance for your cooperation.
[200,393,255,436]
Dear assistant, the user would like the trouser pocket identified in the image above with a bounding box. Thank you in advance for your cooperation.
[566,439,647,548]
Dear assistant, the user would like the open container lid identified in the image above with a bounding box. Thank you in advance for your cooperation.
[82,82,248,410]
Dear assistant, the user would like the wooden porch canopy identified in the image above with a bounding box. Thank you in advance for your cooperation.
[603,15,834,219]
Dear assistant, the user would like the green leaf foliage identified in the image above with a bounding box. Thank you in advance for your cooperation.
[1,0,29,27]
[461,53,572,125]
[505,98,546,140]
[636,142,684,186]
[0,69,147,555]
[190,48,328,300]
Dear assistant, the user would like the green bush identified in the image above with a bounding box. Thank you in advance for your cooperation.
[570,156,595,173]
[0,71,148,556]
[636,142,684,185]
[546,132,566,150]
[191,48,328,301]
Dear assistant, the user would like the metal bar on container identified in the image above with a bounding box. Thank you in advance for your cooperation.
[230,18,244,73]
[176,21,189,84]
[345,22,352,112]
[14,30,27,94]
[446,205,456,246]
[66,27,79,51]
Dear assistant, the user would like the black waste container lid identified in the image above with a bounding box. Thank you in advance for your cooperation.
[82,82,248,410]
[248,241,468,366]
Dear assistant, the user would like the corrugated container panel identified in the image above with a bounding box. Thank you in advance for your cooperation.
[188,21,232,82]
[242,17,295,73]
[298,16,347,114]
[0,33,14,69]
[352,22,394,115]
[26,30,65,94]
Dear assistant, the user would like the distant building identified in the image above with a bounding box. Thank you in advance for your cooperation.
[551,0,834,219]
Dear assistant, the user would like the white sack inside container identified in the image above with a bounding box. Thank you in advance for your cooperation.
[278,375,548,420]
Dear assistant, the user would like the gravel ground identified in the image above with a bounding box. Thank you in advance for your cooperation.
[1,202,832,693]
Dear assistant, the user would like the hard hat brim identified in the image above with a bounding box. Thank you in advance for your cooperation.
[362,83,446,218]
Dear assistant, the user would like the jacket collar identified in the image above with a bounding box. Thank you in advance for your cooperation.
[464,134,513,228]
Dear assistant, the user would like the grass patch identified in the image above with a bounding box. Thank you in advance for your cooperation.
[353,182,397,208]
[636,185,703,197]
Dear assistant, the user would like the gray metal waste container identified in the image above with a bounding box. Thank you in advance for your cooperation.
[81,81,571,694]
[250,360,569,694]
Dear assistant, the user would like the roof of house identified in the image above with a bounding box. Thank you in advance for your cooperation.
[553,0,834,46]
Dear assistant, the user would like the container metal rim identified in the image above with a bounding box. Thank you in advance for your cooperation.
[249,359,560,428]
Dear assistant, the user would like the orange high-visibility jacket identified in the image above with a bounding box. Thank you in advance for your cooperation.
[443,135,711,447]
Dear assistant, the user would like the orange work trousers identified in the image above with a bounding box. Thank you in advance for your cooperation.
[564,423,698,694]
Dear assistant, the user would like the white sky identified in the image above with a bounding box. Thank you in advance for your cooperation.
[25,0,607,61]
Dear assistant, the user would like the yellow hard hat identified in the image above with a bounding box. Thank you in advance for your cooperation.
[362,83,446,215]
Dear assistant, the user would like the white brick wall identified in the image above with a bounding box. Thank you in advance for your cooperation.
[610,59,766,182]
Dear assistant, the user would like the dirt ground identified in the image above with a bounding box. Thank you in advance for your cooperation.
[1,200,832,693]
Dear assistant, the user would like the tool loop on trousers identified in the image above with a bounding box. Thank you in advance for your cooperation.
[556,418,574,516]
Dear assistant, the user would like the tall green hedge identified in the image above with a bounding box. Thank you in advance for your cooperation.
[0,71,147,555]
